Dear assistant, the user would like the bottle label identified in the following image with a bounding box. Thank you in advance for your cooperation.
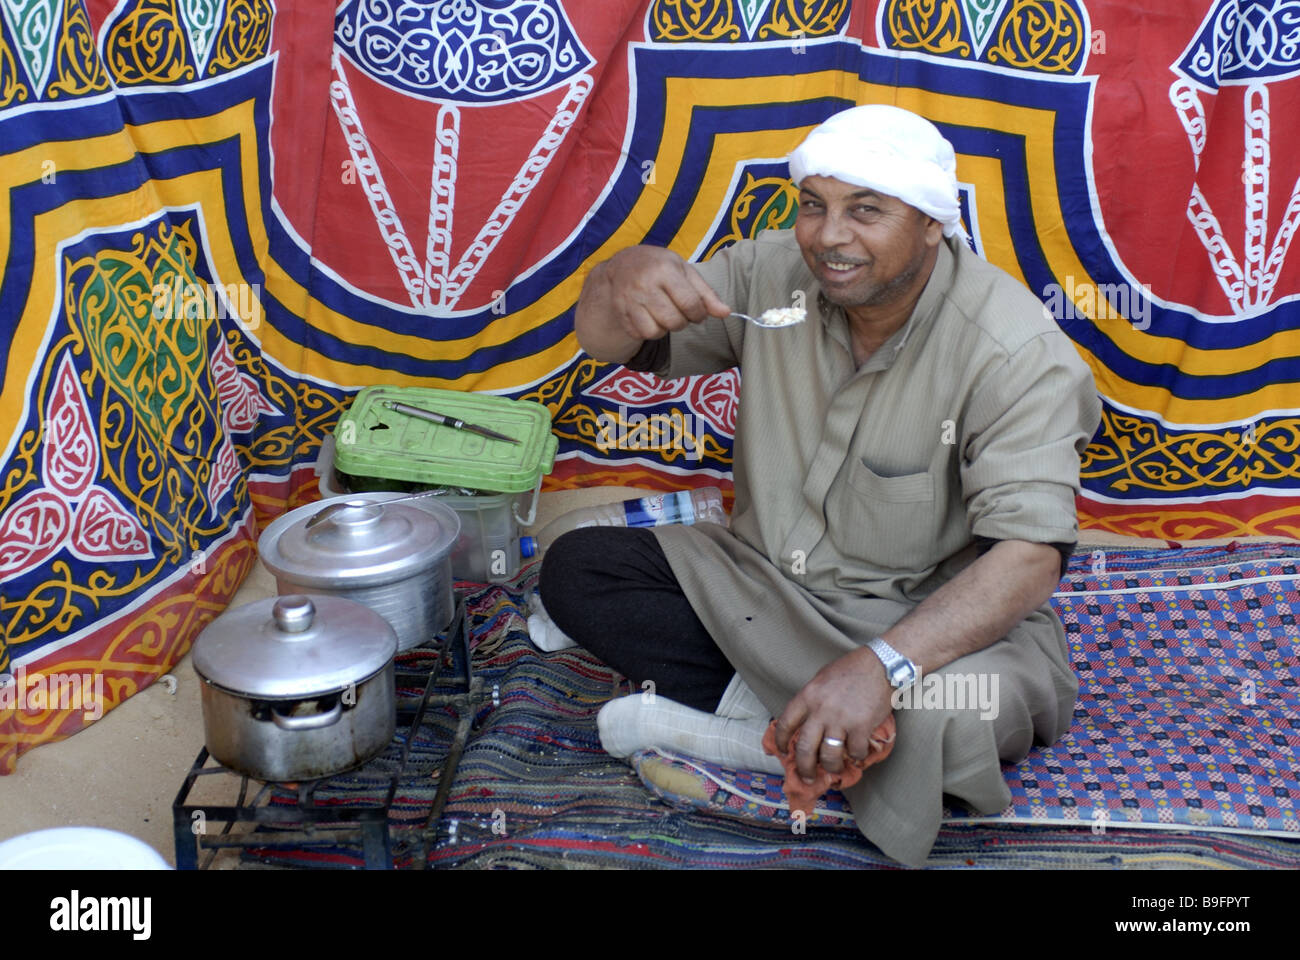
[624,491,695,527]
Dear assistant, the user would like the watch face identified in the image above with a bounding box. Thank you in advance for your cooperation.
[893,660,917,689]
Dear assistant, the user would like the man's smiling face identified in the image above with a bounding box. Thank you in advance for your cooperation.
[793,175,943,320]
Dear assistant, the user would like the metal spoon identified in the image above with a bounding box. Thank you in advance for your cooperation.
[728,307,807,328]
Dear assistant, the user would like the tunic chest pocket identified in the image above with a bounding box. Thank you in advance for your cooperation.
[846,458,934,502]
[826,458,942,572]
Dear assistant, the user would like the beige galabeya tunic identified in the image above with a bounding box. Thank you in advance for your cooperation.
[630,229,1103,865]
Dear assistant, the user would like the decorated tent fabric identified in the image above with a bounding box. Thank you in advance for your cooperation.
[2,1,1299,770]
[240,551,1300,870]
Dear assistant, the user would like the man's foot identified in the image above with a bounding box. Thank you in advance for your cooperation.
[596,693,784,774]
[526,592,578,651]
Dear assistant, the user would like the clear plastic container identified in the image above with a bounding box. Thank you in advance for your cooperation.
[315,436,537,582]
[438,488,532,582]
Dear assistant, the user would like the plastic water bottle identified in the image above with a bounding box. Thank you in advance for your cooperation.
[528,487,727,553]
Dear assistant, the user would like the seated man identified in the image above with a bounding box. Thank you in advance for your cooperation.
[539,104,1101,866]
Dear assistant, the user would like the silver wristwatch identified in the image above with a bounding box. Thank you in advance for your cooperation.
[868,638,919,691]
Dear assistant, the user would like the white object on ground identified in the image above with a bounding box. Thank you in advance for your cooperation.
[0,827,170,869]
[597,673,783,774]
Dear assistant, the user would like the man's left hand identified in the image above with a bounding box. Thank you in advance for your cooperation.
[772,646,894,782]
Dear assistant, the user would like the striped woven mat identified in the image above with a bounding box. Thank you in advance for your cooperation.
[246,541,1300,869]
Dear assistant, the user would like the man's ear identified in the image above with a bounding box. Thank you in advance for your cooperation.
[924,214,943,247]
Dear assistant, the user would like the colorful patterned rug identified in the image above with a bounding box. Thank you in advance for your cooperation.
[632,541,1300,837]
[243,542,1300,869]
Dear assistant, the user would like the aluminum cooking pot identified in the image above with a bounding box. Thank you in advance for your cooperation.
[192,594,398,782]
[258,495,459,652]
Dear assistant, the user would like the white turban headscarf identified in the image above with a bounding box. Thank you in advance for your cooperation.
[788,104,967,240]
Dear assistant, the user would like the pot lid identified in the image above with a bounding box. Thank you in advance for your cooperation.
[258,496,459,588]
[192,594,397,698]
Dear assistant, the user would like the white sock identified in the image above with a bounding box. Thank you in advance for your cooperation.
[526,594,578,652]
[597,691,783,774]
[715,672,768,720]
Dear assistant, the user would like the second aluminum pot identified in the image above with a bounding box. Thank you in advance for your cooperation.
[258,495,460,652]
[192,594,398,782]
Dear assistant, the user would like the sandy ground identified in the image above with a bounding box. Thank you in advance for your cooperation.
[0,483,1280,867]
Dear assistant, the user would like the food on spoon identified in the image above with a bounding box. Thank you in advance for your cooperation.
[754,306,807,327]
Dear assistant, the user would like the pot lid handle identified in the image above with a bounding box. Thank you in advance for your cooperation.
[273,595,316,633]
[302,490,446,531]
[304,498,383,531]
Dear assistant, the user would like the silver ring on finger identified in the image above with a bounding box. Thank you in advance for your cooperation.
[822,736,845,748]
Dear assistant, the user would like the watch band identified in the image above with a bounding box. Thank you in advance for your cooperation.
[868,638,919,690]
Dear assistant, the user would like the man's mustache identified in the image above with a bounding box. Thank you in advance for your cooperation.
[815,253,870,266]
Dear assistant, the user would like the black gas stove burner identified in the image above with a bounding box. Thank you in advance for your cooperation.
[172,597,486,869]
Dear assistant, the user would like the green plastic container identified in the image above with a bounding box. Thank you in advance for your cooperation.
[332,386,557,582]
[335,386,556,494]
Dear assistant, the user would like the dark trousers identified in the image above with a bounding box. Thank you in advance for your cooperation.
[537,527,734,712]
